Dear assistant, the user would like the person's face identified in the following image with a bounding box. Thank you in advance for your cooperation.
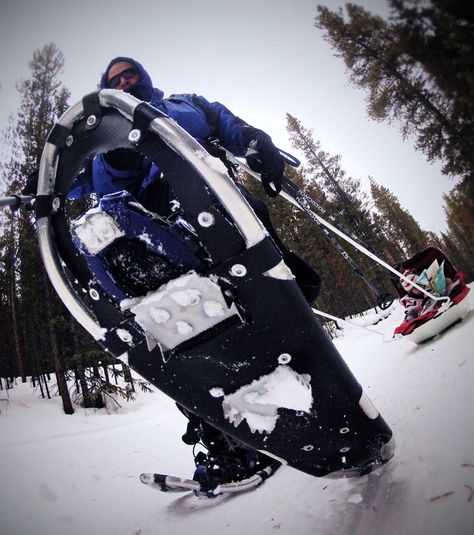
[107,61,140,91]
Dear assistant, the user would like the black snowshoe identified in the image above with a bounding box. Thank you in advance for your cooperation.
[33,89,395,482]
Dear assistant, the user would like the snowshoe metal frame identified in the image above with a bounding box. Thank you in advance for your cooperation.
[34,89,395,479]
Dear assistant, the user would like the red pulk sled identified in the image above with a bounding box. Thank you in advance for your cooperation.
[392,247,470,344]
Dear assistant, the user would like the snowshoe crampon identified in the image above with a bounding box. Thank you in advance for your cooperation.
[35,89,395,479]
[140,460,281,498]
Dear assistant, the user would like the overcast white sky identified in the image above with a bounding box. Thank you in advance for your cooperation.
[0,0,457,234]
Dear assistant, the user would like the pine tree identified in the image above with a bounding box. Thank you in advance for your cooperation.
[285,114,394,312]
[0,227,16,380]
[0,44,151,410]
[315,1,474,183]
[441,181,474,280]
[0,44,74,413]
[286,114,378,245]
[315,0,473,284]
[369,176,429,259]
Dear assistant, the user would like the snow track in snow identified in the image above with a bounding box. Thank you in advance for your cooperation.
[1,289,473,535]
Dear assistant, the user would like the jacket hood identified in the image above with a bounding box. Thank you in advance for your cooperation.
[100,56,164,103]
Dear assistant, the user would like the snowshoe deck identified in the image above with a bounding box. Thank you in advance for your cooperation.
[35,89,395,480]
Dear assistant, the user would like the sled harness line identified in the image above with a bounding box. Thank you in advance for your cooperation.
[220,147,451,311]
[310,307,398,342]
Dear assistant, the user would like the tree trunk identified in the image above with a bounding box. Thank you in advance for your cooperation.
[43,374,51,400]
[76,362,95,408]
[37,375,45,398]
[122,362,135,393]
[10,270,26,383]
[42,272,74,414]
[103,364,110,385]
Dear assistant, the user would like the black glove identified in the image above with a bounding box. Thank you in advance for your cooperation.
[22,169,39,196]
[245,134,284,197]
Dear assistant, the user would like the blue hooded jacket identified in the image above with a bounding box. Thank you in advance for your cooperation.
[69,57,259,201]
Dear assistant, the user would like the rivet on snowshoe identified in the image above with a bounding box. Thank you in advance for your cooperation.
[116,328,133,343]
[209,387,225,398]
[89,288,100,301]
[52,197,61,213]
[128,129,142,144]
[278,353,292,365]
[197,212,214,227]
[86,115,97,127]
[230,264,247,277]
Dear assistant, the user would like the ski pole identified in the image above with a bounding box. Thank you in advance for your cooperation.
[0,195,34,210]
[220,148,395,309]
[279,177,449,308]
[282,184,395,310]
[221,149,449,310]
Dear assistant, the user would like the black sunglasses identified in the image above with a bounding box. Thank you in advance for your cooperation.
[108,67,139,89]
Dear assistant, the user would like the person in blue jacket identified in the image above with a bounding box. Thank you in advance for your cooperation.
[69,56,320,301]
[69,56,285,203]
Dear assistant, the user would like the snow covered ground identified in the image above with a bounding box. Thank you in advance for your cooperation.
[1,290,473,535]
